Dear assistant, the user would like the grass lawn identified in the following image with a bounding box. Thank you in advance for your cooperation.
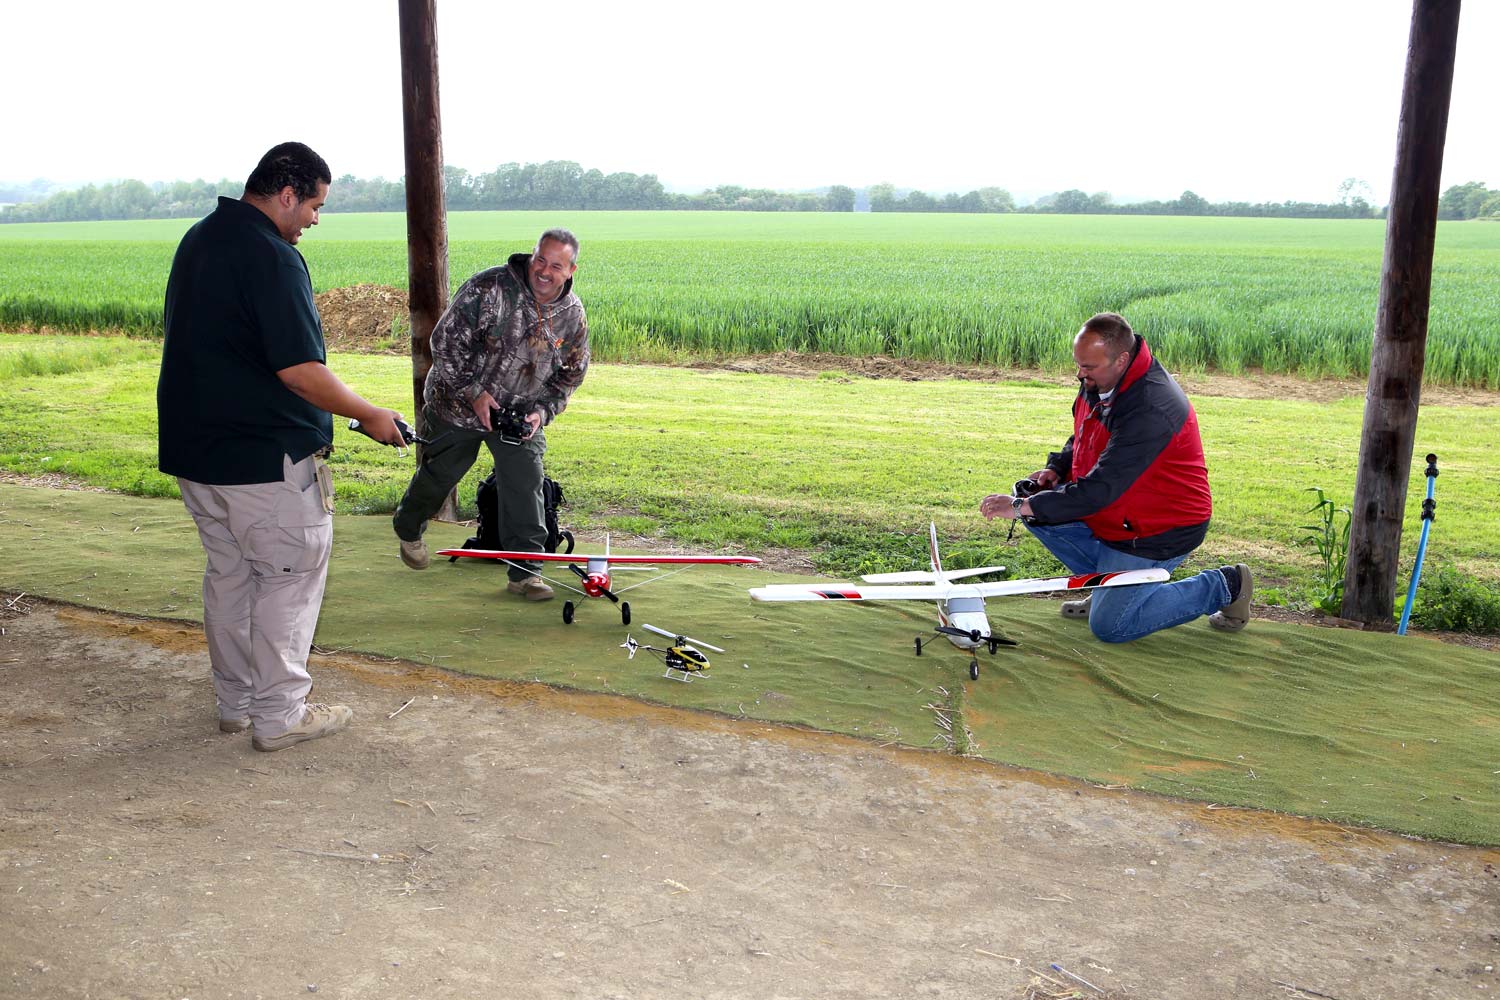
[2,334,1495,598]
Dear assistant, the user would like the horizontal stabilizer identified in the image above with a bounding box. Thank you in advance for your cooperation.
[858,565,1007,583]
[967,567,1168,598]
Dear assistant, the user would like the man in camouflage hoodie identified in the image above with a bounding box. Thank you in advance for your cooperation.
[393,229,589,600]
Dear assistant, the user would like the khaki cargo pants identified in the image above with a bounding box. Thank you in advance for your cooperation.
[178,453,332,738]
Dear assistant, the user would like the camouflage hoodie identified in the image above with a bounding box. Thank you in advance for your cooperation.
[423,252,589,431]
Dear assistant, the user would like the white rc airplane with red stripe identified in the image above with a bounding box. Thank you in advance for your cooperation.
[439,535,760,625]
[749,523,1167,679]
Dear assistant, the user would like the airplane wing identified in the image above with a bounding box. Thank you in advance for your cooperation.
[438,548,759,565]
[750,568,1169,603]
[750,583,959,602]
[439,549,594,562]
[595,555,760,565]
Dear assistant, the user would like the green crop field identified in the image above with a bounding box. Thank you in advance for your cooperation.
[3,212,1499,387]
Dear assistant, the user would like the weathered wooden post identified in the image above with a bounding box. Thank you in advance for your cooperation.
[1342,0,1461,625]
[397,0,456,517]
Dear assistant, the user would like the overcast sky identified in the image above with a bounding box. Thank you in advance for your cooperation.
[5,1,1495,204]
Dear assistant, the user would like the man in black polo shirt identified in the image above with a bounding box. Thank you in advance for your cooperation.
[159,141,406,752]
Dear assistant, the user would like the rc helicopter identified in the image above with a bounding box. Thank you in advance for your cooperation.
[619,623,725,682]
[439,535,760,624]
[750,523,1168,679]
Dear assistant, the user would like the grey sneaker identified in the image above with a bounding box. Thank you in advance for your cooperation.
[506,576,555,601]
[252,703,353,753]
[1208,563,1253,632]
[399,537,429,570]
[1060,594,1091,619]
[218,717,252,734]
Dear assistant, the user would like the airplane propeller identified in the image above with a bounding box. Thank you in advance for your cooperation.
[568,562,621,603]
[933,624,1018,655]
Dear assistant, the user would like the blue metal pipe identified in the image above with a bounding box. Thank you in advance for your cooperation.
[1397,453,1439,635]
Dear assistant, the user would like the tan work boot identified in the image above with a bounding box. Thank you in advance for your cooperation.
[1209,563,1253,632]
[399,537,429,570]
[1060,594,1091,619]
[252,703,353,753]
[506,576,555,602]
[218,717,252,734]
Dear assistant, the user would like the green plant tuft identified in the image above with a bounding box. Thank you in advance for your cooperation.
[1407,565,1500,633]
[1298,487,1351,615]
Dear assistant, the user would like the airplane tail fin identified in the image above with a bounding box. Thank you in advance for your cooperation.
[928,522,944,579]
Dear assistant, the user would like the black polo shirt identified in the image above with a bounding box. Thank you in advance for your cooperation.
[158,197,332,484]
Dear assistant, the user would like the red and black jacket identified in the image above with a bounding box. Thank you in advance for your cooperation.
[1027,335,1212,560]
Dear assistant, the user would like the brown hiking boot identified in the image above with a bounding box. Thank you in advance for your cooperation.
[1060,594,1091,619]
[1209,563,1253,632]
[506,576,555,602]
[399,537,429,570]
[252,703,353,753]
[218,717,252,734]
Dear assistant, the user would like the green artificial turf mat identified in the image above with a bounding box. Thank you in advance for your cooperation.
[2,483,1496,844]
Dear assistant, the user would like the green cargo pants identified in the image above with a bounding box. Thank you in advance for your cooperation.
[393,411,546,583]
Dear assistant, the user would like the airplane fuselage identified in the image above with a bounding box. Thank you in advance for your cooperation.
[938,592,991,650]
[582,557,612,597]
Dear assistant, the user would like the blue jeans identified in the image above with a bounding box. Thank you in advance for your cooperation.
[1024,520,1229,643]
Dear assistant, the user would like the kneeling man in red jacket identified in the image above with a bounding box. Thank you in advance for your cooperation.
[981,312,1252,642]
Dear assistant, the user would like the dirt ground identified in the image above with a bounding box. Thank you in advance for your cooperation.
[2,597,1497,1000]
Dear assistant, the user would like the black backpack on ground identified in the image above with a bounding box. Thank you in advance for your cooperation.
[449,473,574,560]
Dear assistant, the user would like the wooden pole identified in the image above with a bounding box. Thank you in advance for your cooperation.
[1342,0,1461,626]
[397,0,457,518]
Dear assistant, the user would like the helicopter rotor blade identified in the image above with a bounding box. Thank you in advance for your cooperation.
[641,622,725,653]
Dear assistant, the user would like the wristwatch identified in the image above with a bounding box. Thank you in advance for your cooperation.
[1011,496,1026,512]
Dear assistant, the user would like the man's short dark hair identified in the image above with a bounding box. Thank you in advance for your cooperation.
[538,228,579,263]
[1081,312,1136,356]
[244,142,332,201]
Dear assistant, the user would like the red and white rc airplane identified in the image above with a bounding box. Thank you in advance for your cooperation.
[439,536,760,625]
[749,523,1167,679]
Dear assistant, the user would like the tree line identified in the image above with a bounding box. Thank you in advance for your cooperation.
[2,161,1495,223]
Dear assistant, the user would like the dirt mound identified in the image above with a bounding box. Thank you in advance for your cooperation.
[315,283,408,353]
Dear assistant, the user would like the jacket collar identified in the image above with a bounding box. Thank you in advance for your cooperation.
[1081,334,1152,413]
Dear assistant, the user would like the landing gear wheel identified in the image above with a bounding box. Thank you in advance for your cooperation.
[621,602,631,626]
[969,660,980,681]
[562,601,575,625]
[914,637,923,656]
